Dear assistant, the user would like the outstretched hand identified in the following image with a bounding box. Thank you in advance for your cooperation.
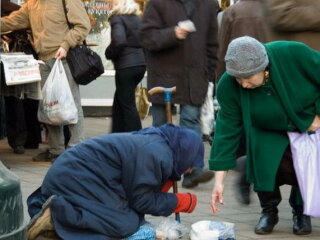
[211,183,224,213]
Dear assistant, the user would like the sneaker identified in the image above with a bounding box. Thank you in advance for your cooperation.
[182,168,214,188]
[13,146,25,154]
[33,150,59,162]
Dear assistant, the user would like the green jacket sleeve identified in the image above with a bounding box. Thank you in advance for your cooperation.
[209,74,243,170]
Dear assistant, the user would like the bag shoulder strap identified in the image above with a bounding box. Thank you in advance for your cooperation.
[61,0,72,29]
[61,0,87,45]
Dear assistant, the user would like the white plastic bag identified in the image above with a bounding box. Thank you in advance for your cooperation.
[190,220,236,240]
[200,82,215,135]
[38,59,78,125]
[287,129,320,217]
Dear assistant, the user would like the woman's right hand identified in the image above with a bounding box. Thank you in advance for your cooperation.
[307,115,320,132]
[211,171,227,213]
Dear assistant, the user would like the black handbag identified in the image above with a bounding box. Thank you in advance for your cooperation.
[62,0,104,85]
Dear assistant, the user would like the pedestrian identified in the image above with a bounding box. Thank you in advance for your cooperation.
[139,0,218,188]
[210,36,319,235]
[27,124,201,239]
[105,0,146,133]
[264,0,320,51]
[1,0,42,154]
[1,0,91,162]
[216,0,272,205]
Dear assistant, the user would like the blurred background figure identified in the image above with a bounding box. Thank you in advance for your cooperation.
[1,0,91,162]
[105,0,146,133]
[264,0,320,52]
[140,0,219,188]
[1,0,42,155]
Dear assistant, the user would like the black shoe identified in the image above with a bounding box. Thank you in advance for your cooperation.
[33,150,59,162]
[202,134,213,145]
[13,146,25,154]
[235,183,251,205]
[254,213,279,234]
[293,214,312,235]
[182,168,214,188]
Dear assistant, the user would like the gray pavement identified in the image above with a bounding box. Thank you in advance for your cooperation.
[1,116,320,240]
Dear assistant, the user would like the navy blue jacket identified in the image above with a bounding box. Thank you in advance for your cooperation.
[105,14,146,69]
[27,125,204,239]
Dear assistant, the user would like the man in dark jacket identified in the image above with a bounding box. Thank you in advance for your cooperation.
[140,0,219,188]
[27,124,201,240]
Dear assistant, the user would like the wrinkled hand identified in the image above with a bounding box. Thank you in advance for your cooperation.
[174,26,189,40]
[307,115,320,132]
[55,47,67,59]
[211,182,224,213]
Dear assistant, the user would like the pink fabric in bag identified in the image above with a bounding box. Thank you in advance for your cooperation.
[287,129,320,217]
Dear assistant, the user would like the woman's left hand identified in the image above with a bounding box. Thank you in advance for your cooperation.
[307,115,320,132]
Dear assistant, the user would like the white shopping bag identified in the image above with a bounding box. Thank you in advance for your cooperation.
[200,82,215,135]
[0,53,41,85]
[287,129,320,217]
[38,59,78,125]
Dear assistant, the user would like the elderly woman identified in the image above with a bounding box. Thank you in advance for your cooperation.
[210,36,320,235]
[27,124,201,240]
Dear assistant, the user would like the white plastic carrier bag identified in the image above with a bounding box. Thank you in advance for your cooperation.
[287,129,320,218]
[38,59,78,125]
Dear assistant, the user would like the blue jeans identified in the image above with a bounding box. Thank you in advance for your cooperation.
[151,103,201,136]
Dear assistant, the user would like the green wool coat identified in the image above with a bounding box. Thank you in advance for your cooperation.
[209,41,320,191]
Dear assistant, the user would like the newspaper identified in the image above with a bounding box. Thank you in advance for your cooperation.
[0,53,41,86]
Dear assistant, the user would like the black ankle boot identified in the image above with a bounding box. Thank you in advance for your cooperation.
[255,213,279,234]
[293,214,312,235]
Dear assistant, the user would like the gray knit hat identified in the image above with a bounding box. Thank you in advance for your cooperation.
[225,36,269,78]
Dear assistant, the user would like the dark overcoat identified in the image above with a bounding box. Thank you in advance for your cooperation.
[140,0,219,105]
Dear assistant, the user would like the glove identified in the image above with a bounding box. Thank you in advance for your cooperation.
[161,180,174,192]
[174,193,197,213]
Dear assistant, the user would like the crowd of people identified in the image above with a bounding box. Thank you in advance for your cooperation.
[1,0,320,239]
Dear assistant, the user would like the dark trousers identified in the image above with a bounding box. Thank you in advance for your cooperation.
[5,96,41,149]
[257,146,303,215]
[112,66,146,133]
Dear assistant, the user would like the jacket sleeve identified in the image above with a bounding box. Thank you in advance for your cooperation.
[266,0,320,32]
[209,74,243,170]
[206,0,219,82]
[216,9,231,81]
[139,0,180,51]
[0,2,30,32]
[105,15,127,60]
[128,146,178,216]
[61,0,91,51]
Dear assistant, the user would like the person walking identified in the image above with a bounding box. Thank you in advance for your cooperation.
[139,0,219,188]
[27,124,201,240]
[105,0,146,133]
[210,36,319,235]
[1,0,91,162]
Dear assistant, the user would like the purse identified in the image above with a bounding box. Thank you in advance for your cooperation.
[62,0,104,85]
[135,85,151,120]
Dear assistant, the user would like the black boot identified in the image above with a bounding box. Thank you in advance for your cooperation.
[255,190,281,234]
[289,187,312,235]
[182,167,214,188]
[255,213,279,234]
[293,214,311,235]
